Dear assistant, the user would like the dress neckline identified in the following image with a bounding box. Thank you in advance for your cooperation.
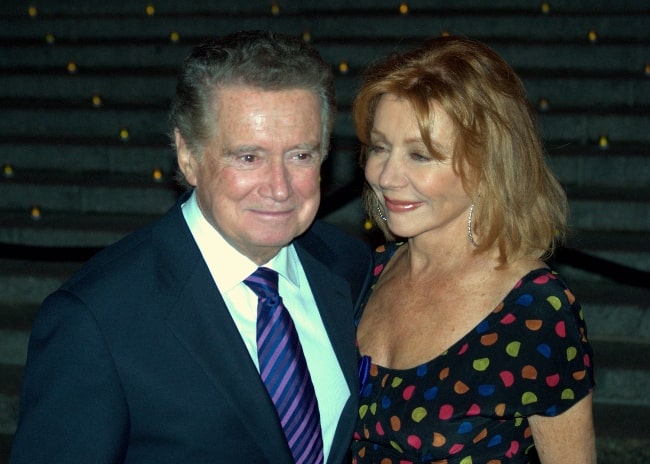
[359,266,554,374]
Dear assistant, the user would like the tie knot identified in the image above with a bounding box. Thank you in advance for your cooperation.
[244,267,279,299]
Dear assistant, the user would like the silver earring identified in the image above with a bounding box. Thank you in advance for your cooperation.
[377,203,387,222]
[467,204,479,247]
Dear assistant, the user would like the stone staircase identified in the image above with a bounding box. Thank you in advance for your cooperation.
[1,0,649,462]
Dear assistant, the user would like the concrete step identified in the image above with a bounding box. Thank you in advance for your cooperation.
[0,207,360,251]
[2,12,649,42]
[0,304,37,334]
[590,339,650,406]
[326,41,650,75]
[0,364,22,453]
[0,69,178,101]
[553,276,650,340]
[248,0,650,14]
[0,255,646,332]
[3,71,647,110]
[0,404,643,464]
[0,310,646,463]
[0,260,81,307]
[3,139,648,188]
[563,230,650,276]
[522,74,650,109]
[1,0,648,16]
[558,279,650,342]
[547,143,650,188]
[1,192,647,250]
[535,109,650,145]
[593,403,650,463]
[563,185,650,232]
[0,1,646,462]
[343,71,650,111]
[4,174,647,231]
[0,296,627,364]
[0,332,29,370]
[1,103,649,145]
[0,211,159,248]
[0,103,169,143]
[0,170,180,215]
[1,39,648,75]
[0,140,176,175]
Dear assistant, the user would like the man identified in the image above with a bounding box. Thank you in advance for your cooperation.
[10,30,373,463]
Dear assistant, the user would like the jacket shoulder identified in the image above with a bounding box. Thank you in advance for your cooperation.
[301,220,371,261]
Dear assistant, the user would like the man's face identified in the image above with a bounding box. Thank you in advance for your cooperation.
[177,86,323,264]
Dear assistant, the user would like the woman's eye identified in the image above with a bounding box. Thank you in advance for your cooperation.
[410,152,430,162]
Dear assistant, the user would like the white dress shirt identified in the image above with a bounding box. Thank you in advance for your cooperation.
[181,191,349,461]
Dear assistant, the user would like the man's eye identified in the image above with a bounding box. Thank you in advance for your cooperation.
[240,154,258,163]
[292,152,317,162]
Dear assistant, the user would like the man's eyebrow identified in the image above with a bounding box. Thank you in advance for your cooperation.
[291,142,321,151]
[228,145,261,153]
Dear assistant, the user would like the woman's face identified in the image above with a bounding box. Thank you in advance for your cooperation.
[365,94,472,241]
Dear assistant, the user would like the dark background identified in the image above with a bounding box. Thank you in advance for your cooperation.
[1,0,648,461]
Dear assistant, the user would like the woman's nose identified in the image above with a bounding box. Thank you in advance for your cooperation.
[377,153,405,189]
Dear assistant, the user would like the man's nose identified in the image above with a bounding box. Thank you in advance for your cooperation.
[266,159,291,200]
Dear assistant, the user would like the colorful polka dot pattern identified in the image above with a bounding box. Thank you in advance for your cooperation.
[352,243,595,464]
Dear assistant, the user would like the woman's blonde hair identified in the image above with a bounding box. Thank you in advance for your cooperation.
[353,35,567,264]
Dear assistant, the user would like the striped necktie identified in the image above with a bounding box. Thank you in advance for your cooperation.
[244,267,324,464]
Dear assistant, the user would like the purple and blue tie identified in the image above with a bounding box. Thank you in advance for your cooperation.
[244,267,324,464]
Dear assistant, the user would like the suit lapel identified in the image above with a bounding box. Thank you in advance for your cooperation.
[295,231,359,464]
[152,198,293,462]
[296,244,358,394]
[151,200,359,463]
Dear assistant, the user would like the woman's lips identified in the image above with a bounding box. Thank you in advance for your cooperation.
[384,196,422,213]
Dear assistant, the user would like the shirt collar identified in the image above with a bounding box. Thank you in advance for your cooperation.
[182,190,301,292]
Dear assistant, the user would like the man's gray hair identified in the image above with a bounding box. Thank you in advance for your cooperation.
[170,30,336,162]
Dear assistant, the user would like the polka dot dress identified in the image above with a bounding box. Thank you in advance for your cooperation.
[352,243,595,463]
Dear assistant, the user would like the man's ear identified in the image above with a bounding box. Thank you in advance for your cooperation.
[175,129,198,187]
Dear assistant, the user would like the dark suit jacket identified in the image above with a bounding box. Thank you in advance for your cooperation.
[10,193,373,463]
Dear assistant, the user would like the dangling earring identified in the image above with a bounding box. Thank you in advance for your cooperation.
[375,195,387,222]
[467,204,479,247]
[377,203,387,222]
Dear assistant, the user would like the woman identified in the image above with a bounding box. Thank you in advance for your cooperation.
[351,36,596,463]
